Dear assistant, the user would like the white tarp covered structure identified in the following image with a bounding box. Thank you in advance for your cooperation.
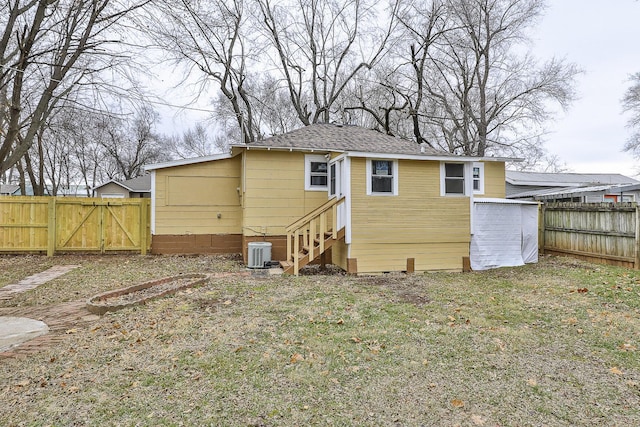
[470,198,539,271]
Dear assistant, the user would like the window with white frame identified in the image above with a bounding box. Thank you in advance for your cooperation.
[366,159,398,195]
[305,155,328,191]
[443,163,465,195]
[472,162,484,194]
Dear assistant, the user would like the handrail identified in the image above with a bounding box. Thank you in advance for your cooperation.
[285,196,344,232]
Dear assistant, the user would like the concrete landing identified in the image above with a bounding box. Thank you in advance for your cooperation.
[0,317,49,352]
[0,265,81,355]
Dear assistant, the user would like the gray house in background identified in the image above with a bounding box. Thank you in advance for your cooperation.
[506,171,640,202]
[93,175,151,198]
[0,184,19,196]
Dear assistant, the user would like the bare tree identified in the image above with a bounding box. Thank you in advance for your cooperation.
[98,105,167,180]
[0,0,151,178]
[146,0,259,143]
[165,123,227,159]
[623,72,640,157]
[421,0,579,156]
[346,0,578,160]
[257,0,398,126]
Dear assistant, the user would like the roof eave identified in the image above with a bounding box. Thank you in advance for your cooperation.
[231,143,344,154]
[144,152,234,171]
[232,144,518,162]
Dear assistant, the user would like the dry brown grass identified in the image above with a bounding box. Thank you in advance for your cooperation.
[1,254,639,426]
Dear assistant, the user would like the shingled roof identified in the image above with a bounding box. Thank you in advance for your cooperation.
[233,123,449,157]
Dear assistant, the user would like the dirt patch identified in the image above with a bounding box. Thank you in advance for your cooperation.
[357,274,431,306]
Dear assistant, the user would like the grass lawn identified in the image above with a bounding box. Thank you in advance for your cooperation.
[1,254,639,426]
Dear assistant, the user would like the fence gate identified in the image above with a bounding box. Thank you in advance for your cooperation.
[0,196,149,255]
[55,199,149,253]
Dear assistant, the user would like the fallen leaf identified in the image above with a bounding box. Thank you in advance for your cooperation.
[290,353,304,363]
[620,343,637,352]
[471,414,485,426]
[610,367,623,375]
[451,399,465,408]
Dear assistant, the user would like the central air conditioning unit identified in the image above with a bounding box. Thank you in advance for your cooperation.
[247,241,272,268]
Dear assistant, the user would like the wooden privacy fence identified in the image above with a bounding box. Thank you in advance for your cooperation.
[541,202,640,268]
[0,196,150,255]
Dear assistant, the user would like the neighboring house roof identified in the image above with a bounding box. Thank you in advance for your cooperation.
[509,183,640,201]
[0,184,19,195]
[506,170,639,187]
[93,175,151,193]
[121,175,151,192]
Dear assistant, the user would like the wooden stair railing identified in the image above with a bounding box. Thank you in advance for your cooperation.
[282,197,345,275]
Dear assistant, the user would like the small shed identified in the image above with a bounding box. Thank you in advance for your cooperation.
[471,198,539,270]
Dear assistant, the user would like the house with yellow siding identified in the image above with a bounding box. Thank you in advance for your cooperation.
[145,123,511,274]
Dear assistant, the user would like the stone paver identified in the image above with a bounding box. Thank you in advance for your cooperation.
[0,265,80,301]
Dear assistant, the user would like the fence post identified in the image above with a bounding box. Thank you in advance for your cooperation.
[140,199,149,255]
[635,204,640,270]
[539,203,545,255]
[47,198,56,257]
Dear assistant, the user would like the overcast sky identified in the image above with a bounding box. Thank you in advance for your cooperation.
[534,0,640,177]
[156,1,640,177]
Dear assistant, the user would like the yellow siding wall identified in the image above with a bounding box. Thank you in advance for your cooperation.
[349,158,471,273]
[482,161,506,198]
[243,150,327,236]
[331,239,349,271]
[154,156,242,235]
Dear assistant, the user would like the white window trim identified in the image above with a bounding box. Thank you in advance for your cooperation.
[366,158,399,196]
[440,162,471,197]
[304,154,329,191]
[472,162,485,195]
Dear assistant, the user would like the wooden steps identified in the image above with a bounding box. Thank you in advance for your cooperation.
[281,227,345,275]
[281,197,345,275]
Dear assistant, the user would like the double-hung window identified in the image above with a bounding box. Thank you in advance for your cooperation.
[366,159,398,195]
[443,163,465,195]
[472,162,484,194]
[305,155,328,191]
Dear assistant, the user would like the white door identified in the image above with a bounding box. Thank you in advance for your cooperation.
[329,158,347,230]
